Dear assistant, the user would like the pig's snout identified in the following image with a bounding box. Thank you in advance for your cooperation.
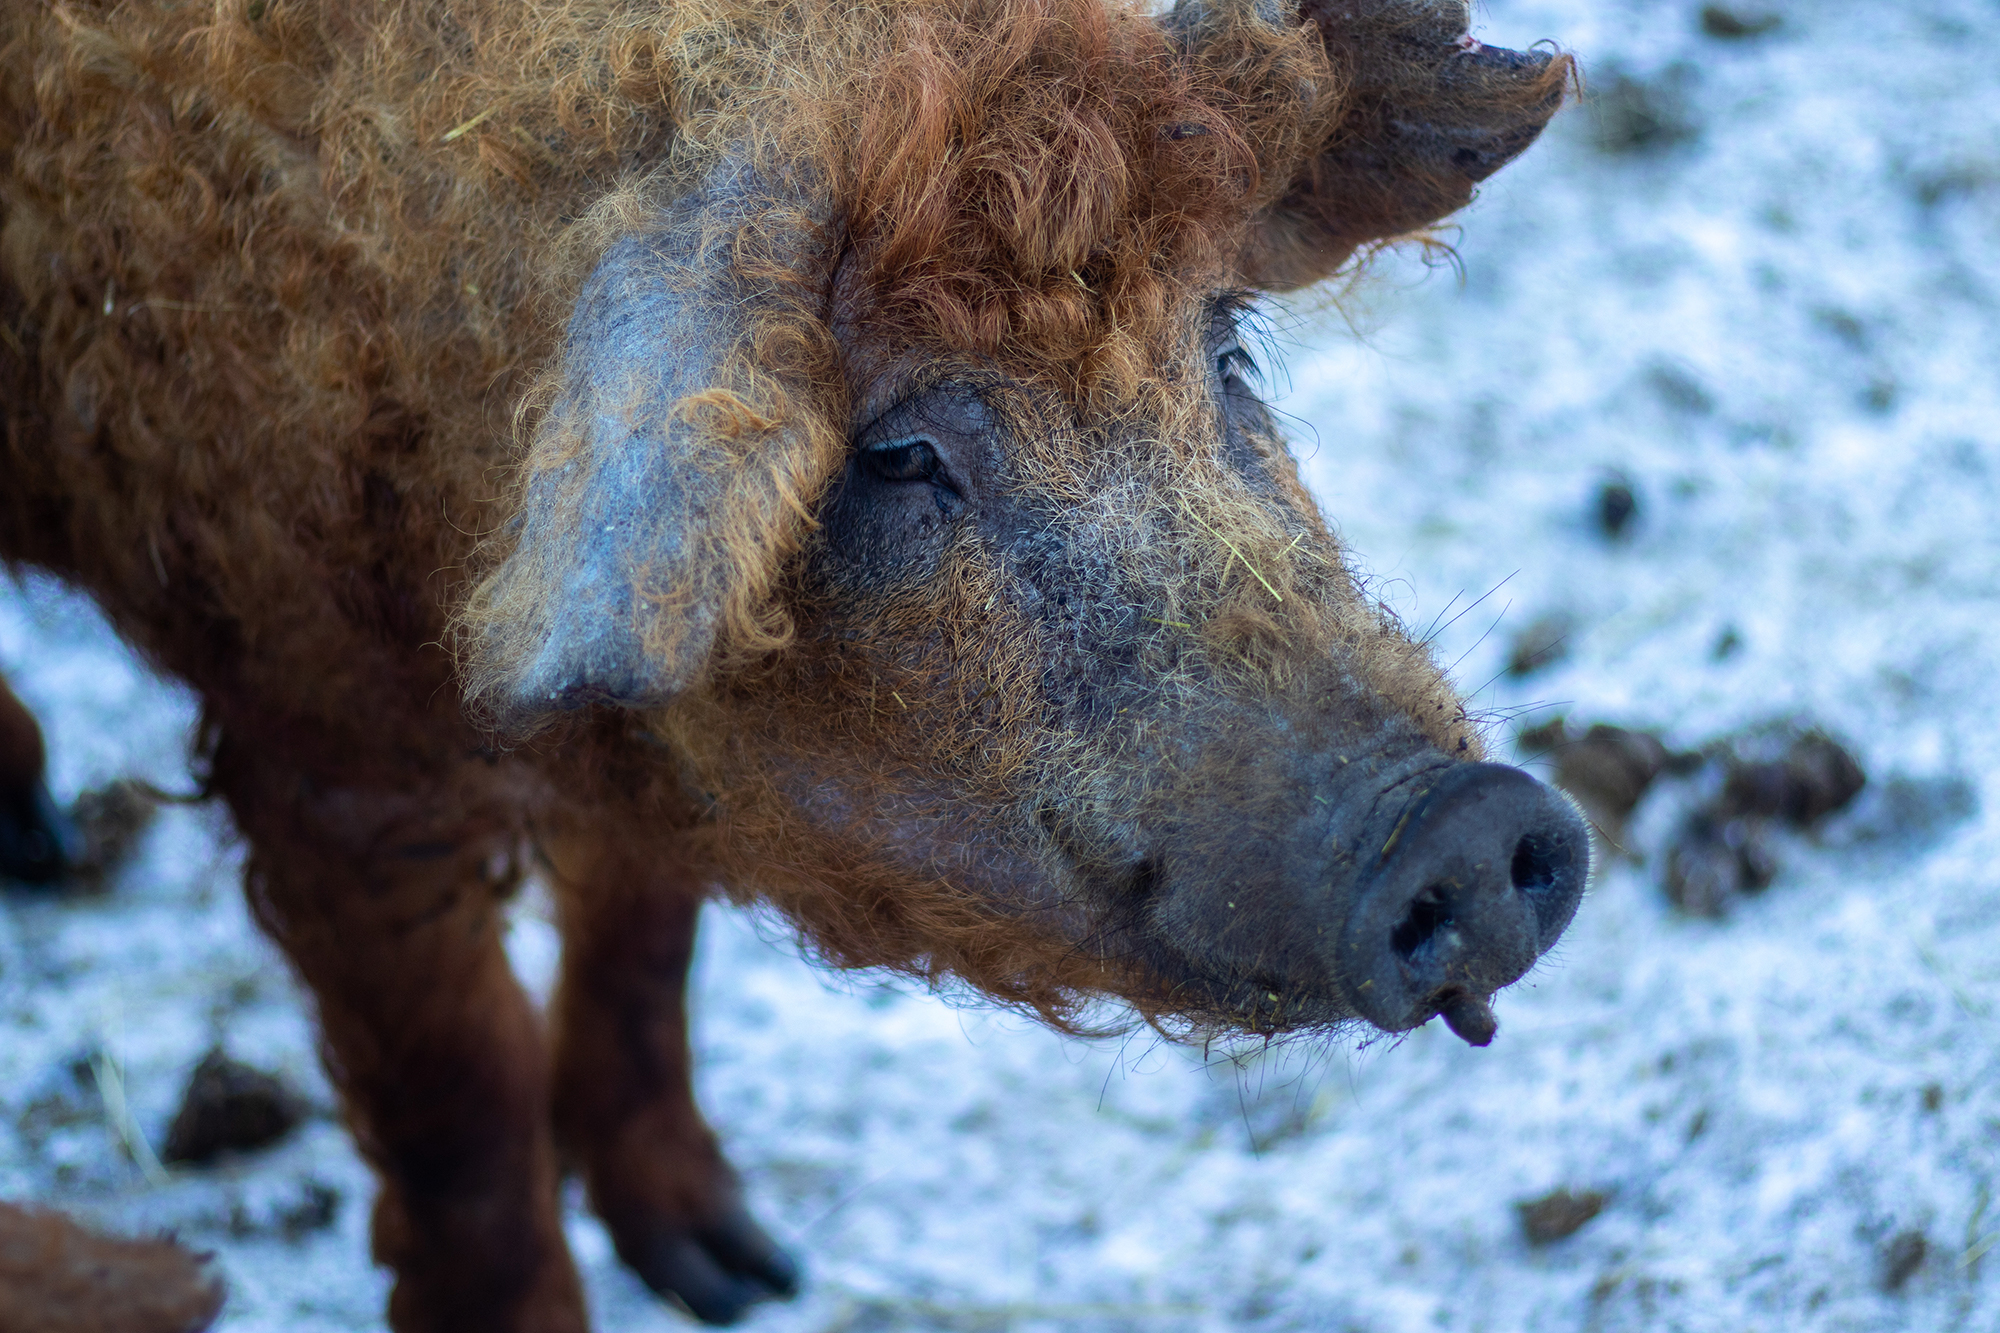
[1338,763,1588,1045]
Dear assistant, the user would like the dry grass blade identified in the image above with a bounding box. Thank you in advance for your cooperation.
[440,106,498,142]
[1181,502,1282,603]
[89,1048,171,1186]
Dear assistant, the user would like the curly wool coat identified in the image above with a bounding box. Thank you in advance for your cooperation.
[0,0,1569,1327]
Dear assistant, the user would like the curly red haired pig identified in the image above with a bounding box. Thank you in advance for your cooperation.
[0,0,1583,1326]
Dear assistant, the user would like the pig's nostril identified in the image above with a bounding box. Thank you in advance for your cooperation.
[1389,885,1453,962]
[1510,831,1577,941]
[1511,833,1557,894]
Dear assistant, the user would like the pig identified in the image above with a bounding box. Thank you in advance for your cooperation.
[0,0,1587,1326]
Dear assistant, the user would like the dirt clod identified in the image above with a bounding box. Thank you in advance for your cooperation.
[1527,717,1865,915]
[1593,66,1701,154]
[1518,1189,1608,1245]
[1720,730,1866,825]
[66,779,160,887]
[1659,724,1865,917]
[278,1181,341,1240]
[1519,719,1686,845]
[1663,812,1780,917]
[161,1051,309,1166]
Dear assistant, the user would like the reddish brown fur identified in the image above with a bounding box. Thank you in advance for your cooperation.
[0,0,1568,1326]
[0,679,42,795]
[0,1200,224,1333]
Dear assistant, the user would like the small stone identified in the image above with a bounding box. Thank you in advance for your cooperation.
[1506,614,1574,678]
[1880,1229,1927,1292]
[1700,5,1782,39]
[1518,1189,1608,1245]
[67,778,160,886]
[1595,476,1639,539]
[162,1050,310,1165]
[278,1181,341,1240]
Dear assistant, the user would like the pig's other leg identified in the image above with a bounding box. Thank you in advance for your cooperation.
[213,739,585,1333]
[545,831,800,1325]
[0,671,77,884]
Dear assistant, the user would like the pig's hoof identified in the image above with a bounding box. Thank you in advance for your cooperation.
[0,779,80,885]
[619,1203,800,1325]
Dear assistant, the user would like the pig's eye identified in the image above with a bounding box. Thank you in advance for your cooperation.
[1216,342,1258,388]
[862,437,944,484]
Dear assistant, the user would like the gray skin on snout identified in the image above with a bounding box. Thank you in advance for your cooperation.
[1083,723,1589,1046]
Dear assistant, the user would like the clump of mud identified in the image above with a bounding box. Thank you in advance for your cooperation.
[1519,718,1870,917]
[162,1051,311,1166]
[1517,1188,1609,1244]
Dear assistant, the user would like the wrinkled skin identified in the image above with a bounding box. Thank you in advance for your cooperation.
[0,0,1587,1327]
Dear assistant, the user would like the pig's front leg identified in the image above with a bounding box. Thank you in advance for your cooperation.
[543,831,800,1325]
[213,734,585,1333]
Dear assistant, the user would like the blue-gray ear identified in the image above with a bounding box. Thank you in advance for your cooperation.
[462,158,842,724]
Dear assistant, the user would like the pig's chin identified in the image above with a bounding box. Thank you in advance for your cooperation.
[756,763,1090,911]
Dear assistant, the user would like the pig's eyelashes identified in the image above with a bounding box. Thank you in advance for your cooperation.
[862,437,945,486]
[1216,343,1258,387]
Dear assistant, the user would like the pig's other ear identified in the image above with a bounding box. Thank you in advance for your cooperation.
[1241,0,1572,291]
[462,156,843,726]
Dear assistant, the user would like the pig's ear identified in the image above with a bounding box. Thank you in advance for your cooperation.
[1232,0,1571,291]
[462,157,843,724]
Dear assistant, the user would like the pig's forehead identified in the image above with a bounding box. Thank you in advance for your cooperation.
[798,4,1294,380]
[833,309,1224,429]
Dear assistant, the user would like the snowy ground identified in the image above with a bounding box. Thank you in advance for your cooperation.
[5,0,2000,1328]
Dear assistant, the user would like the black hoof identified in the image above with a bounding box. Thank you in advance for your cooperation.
[0,779,80,885]
[618,1203,800,1326]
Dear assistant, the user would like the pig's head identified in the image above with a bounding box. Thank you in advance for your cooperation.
[464,0,1588,1045]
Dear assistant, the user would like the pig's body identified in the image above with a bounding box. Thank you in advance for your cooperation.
[0,0,1586,1328]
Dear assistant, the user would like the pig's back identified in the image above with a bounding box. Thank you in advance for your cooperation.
[0,0,710,737]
